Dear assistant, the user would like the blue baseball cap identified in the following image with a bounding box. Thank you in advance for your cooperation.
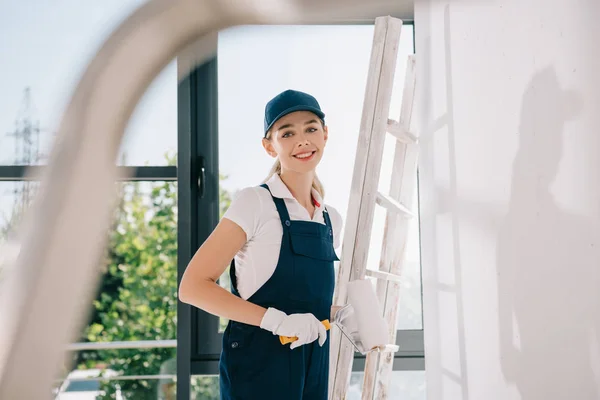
[264,89,325,136]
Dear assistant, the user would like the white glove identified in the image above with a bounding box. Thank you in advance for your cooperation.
[260,307,327,349]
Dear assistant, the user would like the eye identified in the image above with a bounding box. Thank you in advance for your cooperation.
[282,131,293,138]
[306,127,317,133]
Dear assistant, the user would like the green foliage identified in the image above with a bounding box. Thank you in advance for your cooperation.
[80,178,178,399]
[73,153,232,399]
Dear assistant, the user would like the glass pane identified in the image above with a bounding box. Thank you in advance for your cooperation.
[1,177,178,393]
[0,1,177,167]
[349,371,426,399]
[51,180,179,398]
[119,61,178,166]
[374,131,422,330]
[397,182,423,330]
[217,24,420,330]
[82,180,178,339]
[0,181,39,244]
[191,375,220,400]
[55,364,177,399]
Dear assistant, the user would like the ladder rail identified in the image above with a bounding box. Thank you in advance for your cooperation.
[350,17,404,284]
[374,146,419,399]
[374,55,419,400]
[328,17,393,398]
[330,16,404,400]
[362,55,418,400]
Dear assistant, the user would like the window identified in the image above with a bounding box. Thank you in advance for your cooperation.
[197,21,422,393]
[1,2,181,398]
[1,3,420,397]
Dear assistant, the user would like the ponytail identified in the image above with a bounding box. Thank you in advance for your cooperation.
[262,125,326,202]
[262,158,325,199]
[263,158,282,185]
[312,173,325,199]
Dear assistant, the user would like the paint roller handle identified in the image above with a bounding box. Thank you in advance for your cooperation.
[279,320,331,345]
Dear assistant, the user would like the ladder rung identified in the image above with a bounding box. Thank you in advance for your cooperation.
[376,192,414,218]
[387,118,418,144]
[369,344,400,354]
[366,269,402,283]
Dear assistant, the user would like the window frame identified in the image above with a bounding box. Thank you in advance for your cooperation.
[0,166,177,182]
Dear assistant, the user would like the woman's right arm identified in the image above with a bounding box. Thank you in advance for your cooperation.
[179,191,327,348]
[178,218,267,327]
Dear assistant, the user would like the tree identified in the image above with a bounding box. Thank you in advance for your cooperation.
[75,153,232,399]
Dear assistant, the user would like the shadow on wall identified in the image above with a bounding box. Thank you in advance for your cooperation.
[495,66,598,399]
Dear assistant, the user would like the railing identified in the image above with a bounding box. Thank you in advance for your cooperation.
[65,340,176,351]
[56,374,177,383]
[57,340,178,384]
[57,340,179,387]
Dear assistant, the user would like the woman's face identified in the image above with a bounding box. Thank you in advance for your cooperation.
[262,111,329,173]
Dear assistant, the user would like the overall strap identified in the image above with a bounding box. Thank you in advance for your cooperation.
[259,183,291,227]
[229,259,240,297]
[323,207,333,229]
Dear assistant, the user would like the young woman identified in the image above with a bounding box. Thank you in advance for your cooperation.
[179,89,343,399]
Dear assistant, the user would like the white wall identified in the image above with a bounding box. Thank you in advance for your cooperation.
[414,1,600,399]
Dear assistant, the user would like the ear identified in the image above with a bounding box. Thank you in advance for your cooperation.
[262,137,278,158]
[323,125,329,143]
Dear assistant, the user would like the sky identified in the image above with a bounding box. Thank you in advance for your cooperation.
[0,1,420,330]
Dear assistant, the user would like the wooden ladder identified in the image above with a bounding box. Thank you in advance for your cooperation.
[329,15,418,400]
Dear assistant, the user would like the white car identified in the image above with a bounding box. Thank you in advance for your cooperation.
[54,368,123,400]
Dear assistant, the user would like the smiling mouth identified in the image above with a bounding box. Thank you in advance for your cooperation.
[293,151,316,160]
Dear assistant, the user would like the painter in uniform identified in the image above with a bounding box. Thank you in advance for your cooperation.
[179,89,343,400]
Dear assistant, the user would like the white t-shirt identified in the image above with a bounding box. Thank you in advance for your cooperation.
[222,174,343,300]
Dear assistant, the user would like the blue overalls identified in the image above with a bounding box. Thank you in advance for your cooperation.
[219,183,339,400]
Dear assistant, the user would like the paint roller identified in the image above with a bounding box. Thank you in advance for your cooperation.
[344,278,391,352]
[280,279,398,354]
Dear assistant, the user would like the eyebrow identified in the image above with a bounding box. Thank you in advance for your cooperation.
[276,119,319,131]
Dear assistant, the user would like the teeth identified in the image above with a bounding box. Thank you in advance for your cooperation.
[295,152,314,159]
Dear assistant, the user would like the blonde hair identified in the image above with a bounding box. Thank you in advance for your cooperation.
[262,130,325,199]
